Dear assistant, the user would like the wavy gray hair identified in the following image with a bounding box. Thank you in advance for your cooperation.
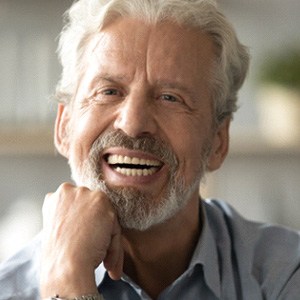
[56,0,249,124]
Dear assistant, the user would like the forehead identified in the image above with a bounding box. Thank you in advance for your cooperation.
[82,18,215,87]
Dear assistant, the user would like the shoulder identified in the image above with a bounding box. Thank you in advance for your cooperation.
[0,233,41,300]
[203,199,300,299]
[203,199,300,257]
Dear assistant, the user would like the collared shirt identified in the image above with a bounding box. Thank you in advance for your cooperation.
[1,199,300,300]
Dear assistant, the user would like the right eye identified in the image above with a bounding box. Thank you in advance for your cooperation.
[91,87,124,103]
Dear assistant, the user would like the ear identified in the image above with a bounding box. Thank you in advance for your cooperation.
[54,103,71,158]
[207,117,231,172]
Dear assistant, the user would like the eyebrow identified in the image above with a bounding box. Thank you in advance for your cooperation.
[154,80,190,92]
[88,73,129,89]
[88,74,196,100]
[154,79,196,100]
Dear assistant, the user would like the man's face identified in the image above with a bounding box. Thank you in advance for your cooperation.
[56,18,229,230]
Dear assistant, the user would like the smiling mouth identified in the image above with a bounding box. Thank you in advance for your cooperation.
[106,154,163,177]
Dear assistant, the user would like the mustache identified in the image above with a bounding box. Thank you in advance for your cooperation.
[89,130,178,169]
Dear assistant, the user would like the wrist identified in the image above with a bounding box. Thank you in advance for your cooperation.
[40,260,98,298]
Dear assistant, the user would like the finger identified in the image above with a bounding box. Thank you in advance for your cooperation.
[42,193,52,214]
[42,193,56,228]
[103,231,123,279]
[103,218,123,280]
[107,247,124,281]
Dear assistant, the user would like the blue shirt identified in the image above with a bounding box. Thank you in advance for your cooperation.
[1,199,300,299]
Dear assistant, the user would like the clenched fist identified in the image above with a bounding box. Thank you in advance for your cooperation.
[40,183,124,298]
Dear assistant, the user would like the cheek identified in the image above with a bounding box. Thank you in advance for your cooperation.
[69,107,107,162]
[177,134,205,166]
[166,118,212,181]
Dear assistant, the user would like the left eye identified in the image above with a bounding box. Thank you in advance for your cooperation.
[102,89,120,96]
[160,94,178,102]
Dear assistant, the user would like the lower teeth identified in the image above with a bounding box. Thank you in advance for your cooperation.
[115,167,156,176]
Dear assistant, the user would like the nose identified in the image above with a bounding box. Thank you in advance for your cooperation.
[113,92,158,138]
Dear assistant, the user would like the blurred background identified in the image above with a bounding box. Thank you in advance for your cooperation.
[0,0,300,262]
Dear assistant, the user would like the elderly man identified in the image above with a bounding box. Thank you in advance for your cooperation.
[1,0,300,299]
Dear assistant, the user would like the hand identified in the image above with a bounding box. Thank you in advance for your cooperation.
[40,183,124,298]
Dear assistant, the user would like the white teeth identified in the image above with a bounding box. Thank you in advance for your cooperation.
[107,154,162,177]
[107,154,162,176]
[115,167,157,177]
[107,154,161,167]
[124,156,131,164]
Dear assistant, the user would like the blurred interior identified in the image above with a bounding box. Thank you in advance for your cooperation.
[0,0,300,262]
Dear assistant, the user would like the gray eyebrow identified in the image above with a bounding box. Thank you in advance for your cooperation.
[154,80,196,100]
[87,74,196,101]
[89,73,129,89]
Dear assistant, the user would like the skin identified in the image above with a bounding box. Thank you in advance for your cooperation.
[40,18,230,299]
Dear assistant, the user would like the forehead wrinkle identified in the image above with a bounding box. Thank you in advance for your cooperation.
[144,24,156,90]
[82,19,214,104]
[90,23,151,88]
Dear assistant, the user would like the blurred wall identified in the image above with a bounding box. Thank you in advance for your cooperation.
[0,0,72,261]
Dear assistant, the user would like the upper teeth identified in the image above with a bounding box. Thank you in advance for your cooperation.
[107,155,162,167]
[107,154,162,177]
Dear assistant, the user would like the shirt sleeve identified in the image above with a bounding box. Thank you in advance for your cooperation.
[277,266,300,300]
[0,234,41,300]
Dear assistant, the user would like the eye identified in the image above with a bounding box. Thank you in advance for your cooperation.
[160,94,178,102]
[90,87,124,103]
[102,88,121,96]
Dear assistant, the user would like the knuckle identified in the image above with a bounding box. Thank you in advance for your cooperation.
[74,186,92,202]
[76,185,90,195]
[58,182,74,192]
[56,182,77,200]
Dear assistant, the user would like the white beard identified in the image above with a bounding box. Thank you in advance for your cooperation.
[69,130,210,231]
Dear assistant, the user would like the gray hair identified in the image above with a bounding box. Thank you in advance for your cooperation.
[56,0,250,123]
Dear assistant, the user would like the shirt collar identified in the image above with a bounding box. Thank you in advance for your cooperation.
[95,200,221,298]
[189,200,221,298]
[95,263,106,286]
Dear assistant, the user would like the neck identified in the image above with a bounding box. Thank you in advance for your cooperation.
[122,195,203,299]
